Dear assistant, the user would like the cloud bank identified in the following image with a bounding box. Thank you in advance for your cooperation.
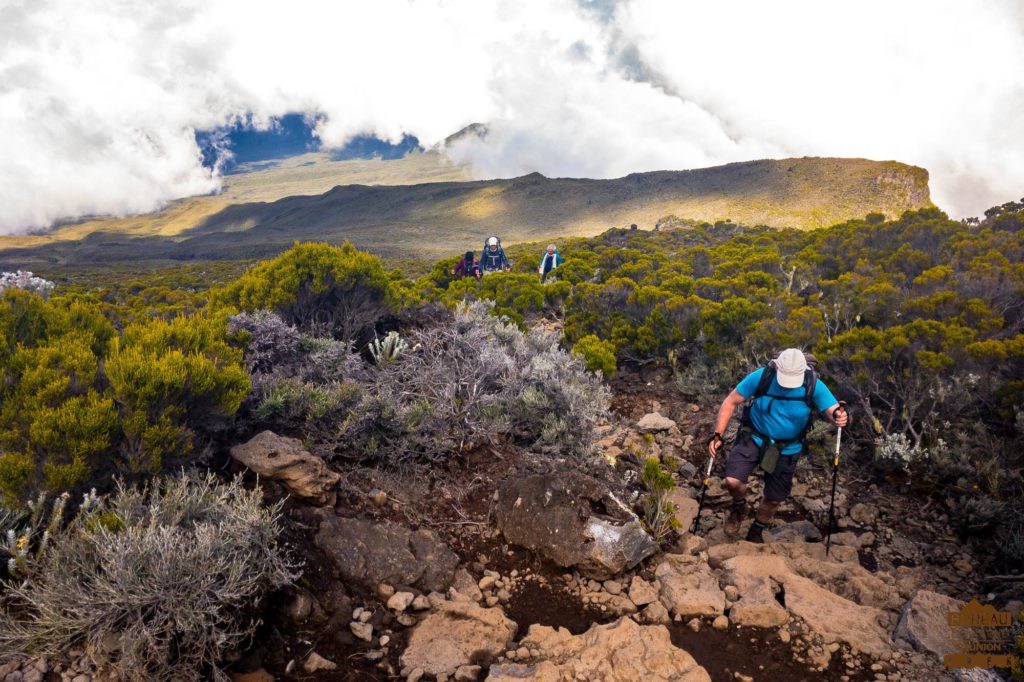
[1,0,1022,234]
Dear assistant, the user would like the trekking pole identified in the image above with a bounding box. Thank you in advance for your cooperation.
[691,451,716,535]
[824,402,846,557]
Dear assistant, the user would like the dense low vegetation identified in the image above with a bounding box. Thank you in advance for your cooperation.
[0,201,1021,563]
[232,302,608,467]
[0,288,248,500]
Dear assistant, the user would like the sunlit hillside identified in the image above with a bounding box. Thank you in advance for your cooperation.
[0,157,931,268]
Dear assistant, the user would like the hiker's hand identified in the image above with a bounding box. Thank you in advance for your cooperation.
[707,432,724,457]
[833,403,849,427]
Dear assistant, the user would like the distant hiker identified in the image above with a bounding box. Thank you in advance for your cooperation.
[538,243,564,282]
[706,348,848,543]
[480,236,510,275]
[451,250,481,280]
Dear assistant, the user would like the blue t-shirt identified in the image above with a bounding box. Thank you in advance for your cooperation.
[736,368,839,455]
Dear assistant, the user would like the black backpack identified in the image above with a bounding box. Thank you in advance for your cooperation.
[740,361,818,447]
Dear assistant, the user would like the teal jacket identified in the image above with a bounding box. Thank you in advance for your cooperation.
[538,250,564,275]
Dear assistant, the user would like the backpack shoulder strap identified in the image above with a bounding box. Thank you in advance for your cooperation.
[753,363,777,399]
[802,369,817,409]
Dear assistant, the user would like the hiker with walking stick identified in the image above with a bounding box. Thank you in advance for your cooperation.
[705,349,849,542]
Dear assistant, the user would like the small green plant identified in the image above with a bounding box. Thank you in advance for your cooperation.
[641,457,680,543]
[369,330,411,365]
[572,334,617,378]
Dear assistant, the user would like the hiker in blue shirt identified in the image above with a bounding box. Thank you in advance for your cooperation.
[537,243,564,282]
[706,349,848,542]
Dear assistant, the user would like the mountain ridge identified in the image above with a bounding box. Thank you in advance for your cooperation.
[0,156,931,267]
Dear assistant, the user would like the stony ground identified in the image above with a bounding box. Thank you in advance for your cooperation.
[1,366,1019,682]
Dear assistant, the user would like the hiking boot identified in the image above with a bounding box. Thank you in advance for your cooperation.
[746,519,769,543]
[725,500,747,536]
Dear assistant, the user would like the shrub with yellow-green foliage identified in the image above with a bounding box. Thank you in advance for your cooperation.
[0,292,118,500]
[442,272,549,326]
[215,242,396,339]
[573,334,617,377]
[0,288,248,503]
[106,314,250,474]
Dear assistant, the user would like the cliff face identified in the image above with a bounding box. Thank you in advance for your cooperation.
[0,156,932,266]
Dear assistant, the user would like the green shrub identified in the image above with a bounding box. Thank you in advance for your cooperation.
[573,334,617,377]
[105,313,250,474]
[442,272,548,326]
[214,242,395,339]
[0,474,296,681]
[0,294,118,500]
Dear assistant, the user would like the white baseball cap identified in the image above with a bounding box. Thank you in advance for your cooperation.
[775,348,809,388]
[487,237,498,246]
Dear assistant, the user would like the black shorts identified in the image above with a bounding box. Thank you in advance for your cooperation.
[723,433,801,502]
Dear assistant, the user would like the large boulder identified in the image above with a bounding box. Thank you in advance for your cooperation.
[494,471,657,579]
[893,590,965,657]
[718,549,892,656]
[486,617,710,682]
[783,571,891,656]
[315,515,458,592]
[401,602,517,677]
[230,430,340,505]
[655,553,726,619]
[723,571,789,628]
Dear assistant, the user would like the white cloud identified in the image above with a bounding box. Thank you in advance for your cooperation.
[0,0,1021,234]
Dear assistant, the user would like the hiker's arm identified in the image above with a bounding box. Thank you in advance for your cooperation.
[709,389,746,456]
[825,403,849,427]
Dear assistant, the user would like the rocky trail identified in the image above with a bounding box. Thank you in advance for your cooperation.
[3,367,1018,682]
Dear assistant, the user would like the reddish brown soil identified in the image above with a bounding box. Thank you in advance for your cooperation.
[669,625,877,682]
[504,580,613,636]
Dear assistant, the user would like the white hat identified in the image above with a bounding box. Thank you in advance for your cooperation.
[774,348,809,389]
[487,237,498,246]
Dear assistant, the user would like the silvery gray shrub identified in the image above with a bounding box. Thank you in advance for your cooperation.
[246,302,609,466]
[0,271,55,300]
[0,474,295,681]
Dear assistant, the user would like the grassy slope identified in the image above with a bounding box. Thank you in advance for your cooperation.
[0,156,930,268]
[2,151,473,247]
